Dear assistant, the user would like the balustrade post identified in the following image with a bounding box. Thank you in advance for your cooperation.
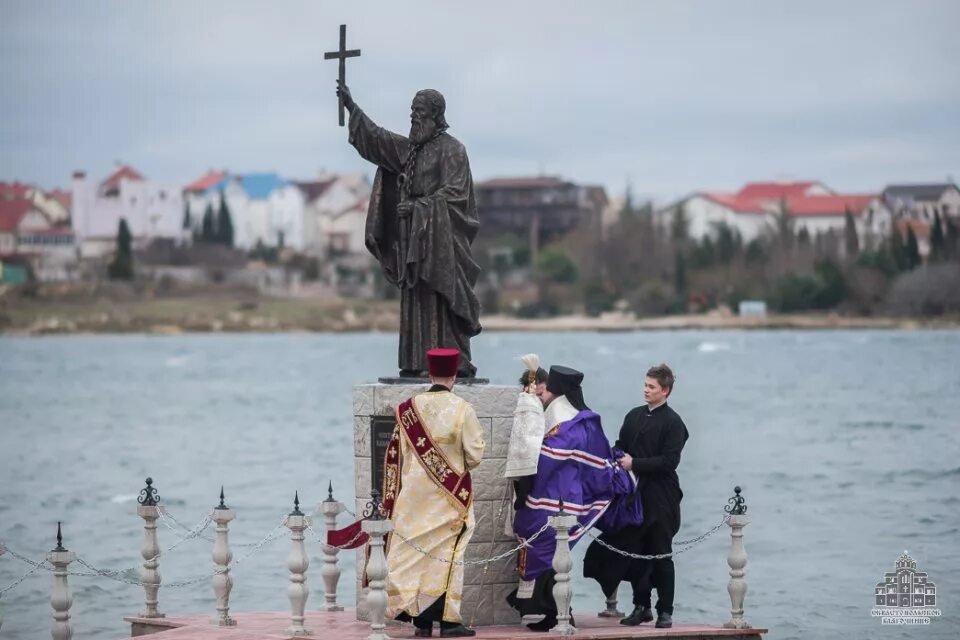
[285,492,312,636]
[211,487,236,626]
[136,477,164,618]
[549,501,578,636]
[723,486,751,630]
[319,481,345,612]
[48,523,76,640]
[361,490,392,640]
[597,586,624,618]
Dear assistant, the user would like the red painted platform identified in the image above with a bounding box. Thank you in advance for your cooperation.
[123,610,767,639]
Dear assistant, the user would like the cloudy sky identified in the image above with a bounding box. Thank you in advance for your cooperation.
[2,1,958,202]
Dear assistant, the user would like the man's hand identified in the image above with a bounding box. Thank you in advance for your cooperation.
[336,80,356,113]
[397,199,415,218]
[617,453,633,471]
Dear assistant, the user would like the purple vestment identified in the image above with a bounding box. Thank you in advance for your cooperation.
[513,409,644,580]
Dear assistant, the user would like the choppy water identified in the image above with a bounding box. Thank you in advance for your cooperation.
[1,331,958,639]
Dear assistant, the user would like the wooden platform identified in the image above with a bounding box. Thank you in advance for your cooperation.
[124,610,767,639]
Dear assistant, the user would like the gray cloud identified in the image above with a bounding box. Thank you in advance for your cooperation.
[2,0,958,201]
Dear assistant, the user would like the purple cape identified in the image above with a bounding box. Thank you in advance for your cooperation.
[513,409,643,580]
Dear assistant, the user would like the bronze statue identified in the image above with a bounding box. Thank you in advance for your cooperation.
[337,81,482,377]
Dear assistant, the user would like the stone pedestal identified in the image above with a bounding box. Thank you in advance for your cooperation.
[353,382,520,627]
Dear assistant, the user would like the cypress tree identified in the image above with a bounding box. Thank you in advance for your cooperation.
[201,203,216,243]
[929,212,945,261]
[108,218,134,280]
[843,207,859,259]
[216,190,234,247]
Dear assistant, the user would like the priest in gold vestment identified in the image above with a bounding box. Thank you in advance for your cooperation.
[382,348,486,637]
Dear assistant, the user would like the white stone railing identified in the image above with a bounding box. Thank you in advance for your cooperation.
[0,478,752,637]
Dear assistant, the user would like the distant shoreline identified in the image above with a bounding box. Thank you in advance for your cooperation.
[3,308,958,336]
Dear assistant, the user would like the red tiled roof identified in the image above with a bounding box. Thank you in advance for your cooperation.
[701,192,767,214]
[784,195,876,217]
[184,170,228,193]
[0,198,36,232]
[100,165,145,188]
[0,182,32,199]
[478,176,571,189]
[735,181,826,200]
[50,189,71,210]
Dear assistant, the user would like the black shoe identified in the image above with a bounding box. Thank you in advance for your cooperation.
[526,617,557,632]
[655,612,673,628]
[414,628,432,637]
[439,624,475,637]
[620,606,654,625]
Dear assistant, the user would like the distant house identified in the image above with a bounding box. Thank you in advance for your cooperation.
[71,165,183,257]
[476,176,607,265]
[657,181,877,252]
[882,183,960,223]
[1,182,71,225]
[0,197,77,281]
[184,171,306,251]
[296,172,371,258]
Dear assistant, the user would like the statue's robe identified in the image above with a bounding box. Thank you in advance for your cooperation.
[348,108,482,377]
[508,396,642,619]
[382,388,486,623]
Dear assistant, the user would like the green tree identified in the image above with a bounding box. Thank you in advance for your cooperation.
[797,226,812,248]
[945,218,959,261]
[201,203,216,243]
[905,226,921,269]
[889,226,907,272]
[775,197,794,251]
[929,212,945,262]
[843,207,859,259]
[715,222,740,264]
[537,248,578,284]
[108,218,134,280]
[216,191,234,247]
[671,203,689,245]
[182,202,192,231]
[673,250,687,302]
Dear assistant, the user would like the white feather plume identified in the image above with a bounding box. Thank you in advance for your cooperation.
[520,353,540,373]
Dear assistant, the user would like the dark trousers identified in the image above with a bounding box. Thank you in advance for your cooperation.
[628,519,675,615]
[410,595,458,630]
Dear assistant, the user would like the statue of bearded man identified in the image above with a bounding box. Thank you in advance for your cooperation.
[337,82,482,378]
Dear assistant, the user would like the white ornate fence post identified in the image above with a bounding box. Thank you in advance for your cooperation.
[285,492,312,636]
[597,586,624,618]
[319,482,345,612]
[361,490,393,640]
[724,486,751,630]
[549,501,578,636]
[211,487,236,626]
[48,523,76,640]
[137,477,164,619]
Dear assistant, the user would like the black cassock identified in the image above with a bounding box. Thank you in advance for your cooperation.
[583,402,689,598]
[348,108,481,377]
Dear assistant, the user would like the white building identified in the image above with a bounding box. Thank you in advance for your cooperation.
[296,172,371,257]
[657,181,878,250]
[71,166,184,257]
[0,197,78,281]
[184,171,306,251]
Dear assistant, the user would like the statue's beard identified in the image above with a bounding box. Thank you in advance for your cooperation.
[409,118,437,145]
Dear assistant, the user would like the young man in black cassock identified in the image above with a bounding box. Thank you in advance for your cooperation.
[583,363,689,629]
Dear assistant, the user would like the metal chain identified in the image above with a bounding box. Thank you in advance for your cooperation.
[305,525,365,551]
[0,556,49,595]
[391,522,552,567]
[159,505,292,548]
[586,515,729,560]
[71,515,290,588]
